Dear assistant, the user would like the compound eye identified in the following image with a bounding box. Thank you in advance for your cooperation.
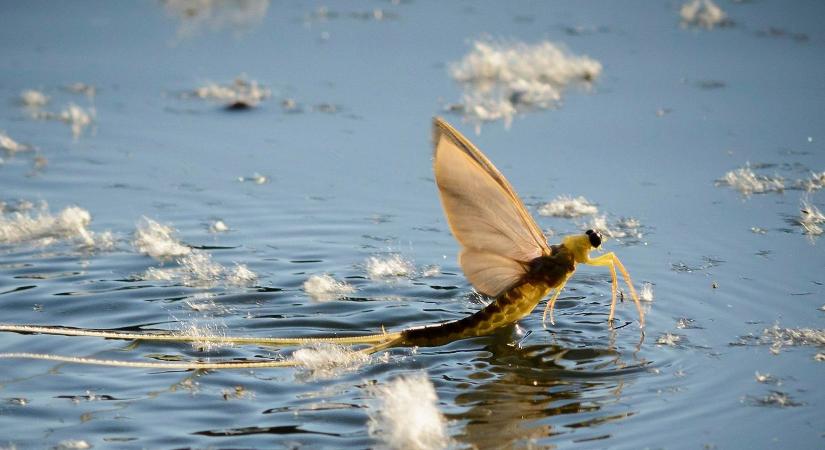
[585,229,602,248]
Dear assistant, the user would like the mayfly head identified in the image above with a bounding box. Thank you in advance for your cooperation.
[562,230,601,264]
[586,229,602,248]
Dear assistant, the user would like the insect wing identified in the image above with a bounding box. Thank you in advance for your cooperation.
[433,118,550,296]
[459,249,529,297]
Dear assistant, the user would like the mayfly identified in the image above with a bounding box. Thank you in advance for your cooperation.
[0,118,644,369]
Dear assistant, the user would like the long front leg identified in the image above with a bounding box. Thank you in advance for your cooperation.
[585,252,645,327]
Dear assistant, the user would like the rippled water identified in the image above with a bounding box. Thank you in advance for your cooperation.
[1,1,824,449]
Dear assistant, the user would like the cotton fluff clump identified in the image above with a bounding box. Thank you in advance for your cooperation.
[31,103,95,138]
[759,325,825,356]
[209,219,229,233]
[133,217,192,260]
[799,199,824,236]
[640,282,654,302]
[54,440,92,450]
[716,166,784,195]
[226,263,257,286]
[179,252,224,284]
[141,252,258,288]
[292,344,370,379]
[0,131,29,153]
[134,218,259,287]
[680,0,727,29]
[0,203,110,248]
[449,39,602,128]
[20,89,49,107]
[303,274,356,300]
[656,333,682,347]
[538,195,598,218]
[797,171,825,192]
[367,373,449,450]
[366,255,415,279]
[188,75,271,108]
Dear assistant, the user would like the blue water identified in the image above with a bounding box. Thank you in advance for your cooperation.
[1,1,824,448]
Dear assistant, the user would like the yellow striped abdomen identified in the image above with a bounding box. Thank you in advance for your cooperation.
[399,281,552,347]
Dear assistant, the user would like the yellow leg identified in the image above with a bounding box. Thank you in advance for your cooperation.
[606,262,619,324]
[542,274,572,326]
[585,252,645,328]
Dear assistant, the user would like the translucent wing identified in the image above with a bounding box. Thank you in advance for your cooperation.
[433,117,550,297]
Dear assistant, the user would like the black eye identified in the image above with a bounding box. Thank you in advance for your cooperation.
[586,229,602,248]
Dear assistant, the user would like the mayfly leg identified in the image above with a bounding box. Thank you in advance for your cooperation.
[585,252,645,327]
[542,274,572,326]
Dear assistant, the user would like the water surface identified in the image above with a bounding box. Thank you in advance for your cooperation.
[1,1,824,449]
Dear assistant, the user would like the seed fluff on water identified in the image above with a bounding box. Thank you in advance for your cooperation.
[133,217,191,260]
[367,373,449,450]
[448,39,602,129]
[366,255,415,279]
[303,274,356,300]
[538,195,598,218]
[291,344,370,379]
[680,0,728,29]
[0,201,112,249]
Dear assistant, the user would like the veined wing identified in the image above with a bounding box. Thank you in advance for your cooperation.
[432,117,550,296]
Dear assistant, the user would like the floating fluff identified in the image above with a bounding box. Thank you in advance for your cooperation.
[449,39,601,128]
[141,251,258,288]
[796,171,825,192]
[0,202,110,248]
[186,75,271,108]
[134,217,259,287]
[366,255,415,279]
[133,217,192,260]
[54,440,92,450]
[538,195,598,218]
[178,252,225,284]
[640,282,654,302]
[754,372,779,385]
[656,332,682,347]
[762,325,825,348]
[367,373,449,450]
[303,274,356,300]
[680,0,727,29]
[20,89,49,107]
[292,344,370,378]
[59,104,95,138]
[226,263,257,286]
[209,219,229,233]
[716,166,784,195]
[420,265,441,277]
[743,391,802,408]
[0,131,30,153]
[799,199,824,236]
